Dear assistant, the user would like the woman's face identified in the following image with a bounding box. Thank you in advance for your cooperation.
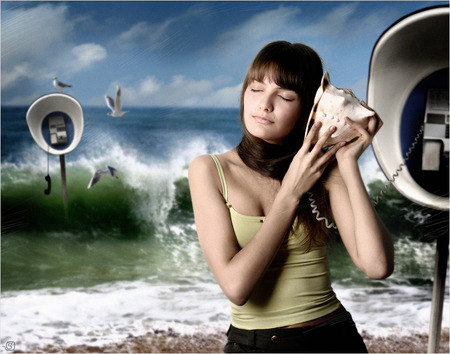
[243,77,302,145]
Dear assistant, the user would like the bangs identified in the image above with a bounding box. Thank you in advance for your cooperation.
[246,59,305,95]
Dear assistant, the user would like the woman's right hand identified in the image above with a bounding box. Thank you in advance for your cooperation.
[281,122,345,201]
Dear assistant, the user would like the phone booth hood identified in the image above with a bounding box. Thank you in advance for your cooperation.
[26,93,84,156]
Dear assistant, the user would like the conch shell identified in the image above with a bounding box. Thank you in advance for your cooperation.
[305,72,378,147]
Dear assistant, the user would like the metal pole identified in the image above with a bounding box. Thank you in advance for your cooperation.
[427,234,449,353]
[59,154,68,218]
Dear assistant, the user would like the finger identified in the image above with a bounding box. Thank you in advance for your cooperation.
[361,101,383,132]
[344,117,375,148]
[367,116,378,135]
[301,121,322,152]
[305,121,322,141]
[344,117,369,136]
[317,141,345,166]
[361,101,375,113]
[375,115,383,133]
[311,125,337,155]
[317,149,341,174]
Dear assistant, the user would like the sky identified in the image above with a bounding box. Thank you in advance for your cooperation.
[2,0,447,108]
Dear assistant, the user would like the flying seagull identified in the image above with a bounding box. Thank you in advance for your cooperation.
[87,166,119,189]
[105,85,128,121]
[53,77,72,92]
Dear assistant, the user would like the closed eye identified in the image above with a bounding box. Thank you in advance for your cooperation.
[279,95,294,102]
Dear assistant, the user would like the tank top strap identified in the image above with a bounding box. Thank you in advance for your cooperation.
[209,154,232,208]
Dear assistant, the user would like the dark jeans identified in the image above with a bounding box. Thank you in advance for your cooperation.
[224,311,368,353]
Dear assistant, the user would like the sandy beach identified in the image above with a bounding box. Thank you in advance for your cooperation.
[20,328,449,353]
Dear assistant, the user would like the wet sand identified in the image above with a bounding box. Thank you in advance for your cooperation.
[18,327,448,353]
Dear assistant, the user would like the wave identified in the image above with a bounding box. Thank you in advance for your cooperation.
[1,130,231,291]
[1,279,230,350]
[2,121,445,291]
[1,262,447,351]
[1,131,230,238]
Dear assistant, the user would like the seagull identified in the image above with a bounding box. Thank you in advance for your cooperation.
[87,166,119,189]
[105,85,128,121]
[53,77,72,92]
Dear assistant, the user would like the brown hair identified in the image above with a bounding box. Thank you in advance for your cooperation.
[237,41,332,245]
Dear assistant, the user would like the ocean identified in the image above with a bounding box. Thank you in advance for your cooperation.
[1,105,448,351]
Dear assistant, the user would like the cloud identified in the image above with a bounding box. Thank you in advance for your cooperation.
[67,43,107,73]
[2,63,33,89]
[114,20,173,51]
[219,5,301,42]
[294,2,359,40]
[2,3,106,92]
[111,5,206,53]
[206,5,302,66]
[2,1,420,107]
[117,75,240,108]
[204,2,398,72]
[115,3,384,108]
[2,3,73,63]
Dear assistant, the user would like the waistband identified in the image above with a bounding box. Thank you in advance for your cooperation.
[227,310,355,350]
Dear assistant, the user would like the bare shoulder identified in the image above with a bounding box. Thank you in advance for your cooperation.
[189,151,236,176]
[188,155,217,192]
[188,152,229,194]
[189,154,215,175]
[189,151,239,202]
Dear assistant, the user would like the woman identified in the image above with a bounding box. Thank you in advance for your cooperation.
[189,41,393,353]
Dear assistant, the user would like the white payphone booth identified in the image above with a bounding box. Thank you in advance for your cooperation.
[368,6,449,353]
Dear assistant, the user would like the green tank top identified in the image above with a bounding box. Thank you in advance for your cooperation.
[209,154,341,329]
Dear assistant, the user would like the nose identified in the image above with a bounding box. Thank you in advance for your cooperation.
[259,94,274,112]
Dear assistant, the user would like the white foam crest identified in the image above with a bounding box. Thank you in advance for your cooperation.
[1,145,65,183]
[68,132,231,230]
[394,237,436,276]
[145,136,231,275]
[334,283,449,336]
[128,135,230,230]
[3,277,448,351]
[1,279,228,351]
[334,237,448,336]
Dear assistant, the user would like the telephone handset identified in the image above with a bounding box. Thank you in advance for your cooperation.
[44,174,52,195]
[44,144,51,195]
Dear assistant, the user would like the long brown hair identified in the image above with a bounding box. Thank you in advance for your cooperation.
[237,41,332,245]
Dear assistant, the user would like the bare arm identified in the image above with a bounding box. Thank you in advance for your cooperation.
[189,123,342,305]
[326,115,394,279]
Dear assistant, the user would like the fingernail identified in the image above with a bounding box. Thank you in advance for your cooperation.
[330,126,336,132]
[314,121,321,127]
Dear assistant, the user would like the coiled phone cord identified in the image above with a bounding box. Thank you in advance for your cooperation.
[373,124,424,205]
[308,192,337,229]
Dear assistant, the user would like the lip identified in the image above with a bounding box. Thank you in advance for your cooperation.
[253,115,274,124]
